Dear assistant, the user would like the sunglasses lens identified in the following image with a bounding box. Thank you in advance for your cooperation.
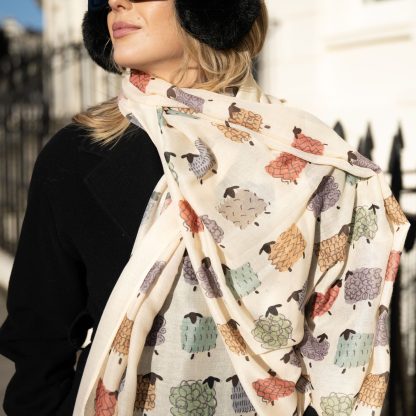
[88,0,108,10]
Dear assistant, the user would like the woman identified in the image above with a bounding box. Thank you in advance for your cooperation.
[0,0,410,415]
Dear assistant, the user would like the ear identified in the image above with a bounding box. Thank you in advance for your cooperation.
[82,6,122,74]
[175,0,262,50]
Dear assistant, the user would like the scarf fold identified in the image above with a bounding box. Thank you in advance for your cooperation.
[73,68,410,416]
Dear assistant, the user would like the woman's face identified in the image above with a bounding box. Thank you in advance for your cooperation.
[107,0,196,83]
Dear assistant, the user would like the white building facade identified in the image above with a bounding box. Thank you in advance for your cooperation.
[37,0,120,119]
[261,0,416,212]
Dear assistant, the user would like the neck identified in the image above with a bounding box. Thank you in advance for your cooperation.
[130,64,201,89]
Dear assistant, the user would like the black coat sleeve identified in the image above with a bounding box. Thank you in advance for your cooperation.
[0,137,89,415]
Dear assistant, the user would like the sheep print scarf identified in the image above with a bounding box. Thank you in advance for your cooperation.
[73,68,410,416]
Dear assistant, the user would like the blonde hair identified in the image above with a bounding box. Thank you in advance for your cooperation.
[72,1,269,147]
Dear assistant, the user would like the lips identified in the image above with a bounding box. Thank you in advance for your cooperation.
[112,21,141,39]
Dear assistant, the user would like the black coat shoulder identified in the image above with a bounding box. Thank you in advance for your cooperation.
[0,121,164,415]
[32,122,137,183]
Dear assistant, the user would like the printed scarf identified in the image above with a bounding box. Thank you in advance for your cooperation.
[73,68,410,416]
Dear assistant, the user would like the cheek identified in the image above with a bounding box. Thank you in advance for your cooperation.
[147,7,183,51]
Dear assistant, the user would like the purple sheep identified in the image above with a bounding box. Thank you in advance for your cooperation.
[307,175,341,220]
[298,327,330,367]
[344,267,382,309]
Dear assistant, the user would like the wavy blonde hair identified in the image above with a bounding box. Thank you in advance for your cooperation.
[72,1,269,147]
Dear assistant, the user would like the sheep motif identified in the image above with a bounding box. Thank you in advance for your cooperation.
[344,267,383,309]
[138,260,167,296]
[265,152,307,185]
[180,312,218,359]
[252,369,296,405]
[169,377,220,416]
[179,199,204,236]
[216,185,271,230]
[320,392,354,416]
[346,172,363,188]
[217,319,250,360]
[384,194,408,230]
[334,329,374,373]
[181,138,217,184]
[200,214,225,244]
[251,304,295,350]
[309,279,342,318]
[222,262,261,306]
[130,69,152,92]
[164,151,179,185]
[307,175,341,221]
[356,372,389,410]
[228,102,270,132]
[265,126,327,184]
[298,328,330,367]
[111,314,134,364]
[134,372,163,413]
[281,349,302,367]
[94,378,117,416]
[260,223,307,272]
[144,314,167,355]
[159,191,172,215]
[295,374,313,393]
[212,120,254,145]
[348,204,379,247]
[287,281,308,311]
[141,191,162,224]
[385,250,402,282]
[196,257,223,298]
[182,252,199,291]
[157,107,172,132]
[292,126,327,154]
[314,224,350,273]
[126,112,144,129]
[163,106,199,119]
[158,106,197,131]
[374,305,389,348]
[166,85,205,112]
[347,150,382,173]
[226,374,257,414]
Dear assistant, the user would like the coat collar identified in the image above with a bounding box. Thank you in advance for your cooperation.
[77,125,161,242]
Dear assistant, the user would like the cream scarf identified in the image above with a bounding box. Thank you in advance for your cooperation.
[73,68,410,416]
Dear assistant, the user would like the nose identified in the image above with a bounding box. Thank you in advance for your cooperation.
[108,0,134,11]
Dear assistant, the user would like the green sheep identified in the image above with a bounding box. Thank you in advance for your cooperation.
[348,204,379,247]
[222,262,261,305]
[169,376,220,416]
[180,312,218,359]
[320,392,355,416]
[334,329,374,373]
[251,304,295,350]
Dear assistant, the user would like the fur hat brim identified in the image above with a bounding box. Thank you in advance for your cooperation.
[175,0,261,50]
[82,5,121,74]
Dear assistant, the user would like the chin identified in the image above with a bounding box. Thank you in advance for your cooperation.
[113,53,141,69]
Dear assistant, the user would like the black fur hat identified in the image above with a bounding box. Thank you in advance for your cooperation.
[83,0,262,74]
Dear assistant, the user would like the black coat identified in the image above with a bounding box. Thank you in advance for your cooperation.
[0,123,318,416]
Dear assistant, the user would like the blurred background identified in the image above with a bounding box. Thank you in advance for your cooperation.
[0,0,415,415]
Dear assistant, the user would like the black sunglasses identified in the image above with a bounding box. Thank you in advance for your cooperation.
[88,0,162,10]
[88,0,108,10]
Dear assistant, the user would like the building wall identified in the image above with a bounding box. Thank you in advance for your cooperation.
[261,0,416,214]
[39,0,120,119]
